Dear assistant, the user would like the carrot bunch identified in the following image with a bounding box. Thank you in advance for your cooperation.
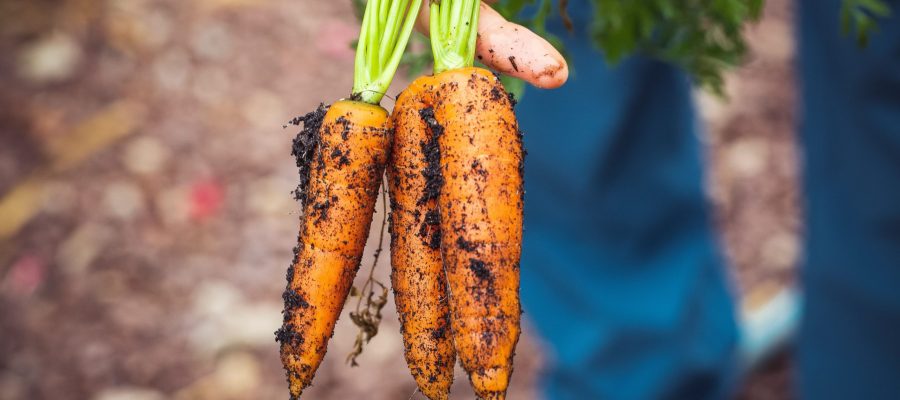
[279,1,535,398]
[389,1,523,399]
[276,0,420,398]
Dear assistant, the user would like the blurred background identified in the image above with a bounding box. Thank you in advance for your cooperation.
[0,0,797,399]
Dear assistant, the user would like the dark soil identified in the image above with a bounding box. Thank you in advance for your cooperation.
[418,106,444,205]
[289,104,328,204]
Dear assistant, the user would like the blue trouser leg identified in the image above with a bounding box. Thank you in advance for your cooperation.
[797,1,900,399]
[515,2,739,398]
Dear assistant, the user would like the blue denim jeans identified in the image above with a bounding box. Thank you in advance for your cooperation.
[517,0,900,398]
[797,0,900,399]
[517,2,738,398]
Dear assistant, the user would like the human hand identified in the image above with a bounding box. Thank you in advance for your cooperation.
[416,0,568,89]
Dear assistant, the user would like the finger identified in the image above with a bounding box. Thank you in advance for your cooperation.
[475,3,568,88]
[416,1,568,89]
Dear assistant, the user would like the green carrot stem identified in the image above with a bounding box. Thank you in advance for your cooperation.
[352,0,422,104]
[431,0,480,73]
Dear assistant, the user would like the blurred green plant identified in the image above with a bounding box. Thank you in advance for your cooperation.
[352,0,893,96]
[842,0,893,46]
[491,0,762,95]
[586,0,764,96]
[400,33,434,77]
[351,0,368,18]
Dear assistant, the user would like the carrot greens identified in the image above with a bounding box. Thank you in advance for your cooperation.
[352,0,422,104]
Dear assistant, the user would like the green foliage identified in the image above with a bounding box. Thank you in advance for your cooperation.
[841,0,892,46]
[352,0,421,104]
[495,0,761,95]
[495,0,891,95]
[351,0,367,19]
[585,0,764,96]
[429,0,481,73]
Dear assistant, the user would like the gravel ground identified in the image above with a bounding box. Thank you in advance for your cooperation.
[0,0,797,399]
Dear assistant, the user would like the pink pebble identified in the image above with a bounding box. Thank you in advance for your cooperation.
[4,254,46,297]
[189,180,225,222]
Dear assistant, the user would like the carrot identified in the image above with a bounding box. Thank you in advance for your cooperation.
[424,2,525,398]
[278,100,390,397]
[275,1,421,398]
[435,67,522,400]
[387,75,457,400]
[390,69,522,400]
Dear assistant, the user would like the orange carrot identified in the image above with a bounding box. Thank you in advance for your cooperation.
[435,67,523,400]
[278,101,390,398]
[424,1,524,398]
[276,0,421,398]
[388,76,456,400]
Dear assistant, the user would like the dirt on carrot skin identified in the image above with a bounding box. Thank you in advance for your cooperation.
[275,288,309,346]
[417,105,447,251]
[456,236,478,251]
[281,103,329,324]
[288,103,329,204]
[428,69,523,399]
[468,258,493,282]
[418,106,445,205]
[422,208,442,249]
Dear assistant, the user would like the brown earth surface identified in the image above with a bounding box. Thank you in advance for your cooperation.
[0,0,796,399]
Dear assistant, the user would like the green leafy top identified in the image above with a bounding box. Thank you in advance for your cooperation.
[586,0,763,95]
[429,0,481,73]
[352,0,422,104]
[842,0,893,46]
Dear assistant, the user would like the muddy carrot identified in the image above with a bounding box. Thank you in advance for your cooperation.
[435,66,522,400]
[387,75,457,400]
[275,1,421,398]
[428,1,525,398]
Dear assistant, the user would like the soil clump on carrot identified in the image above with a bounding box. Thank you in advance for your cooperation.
[288,103,328,203]
[419,106,445,205]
